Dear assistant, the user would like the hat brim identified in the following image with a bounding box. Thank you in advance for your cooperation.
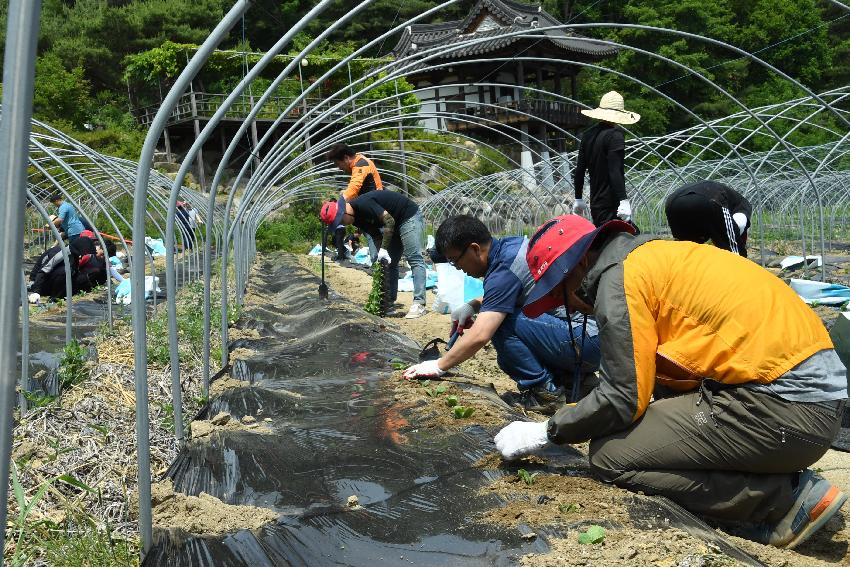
[327,196,346,232]
[523,220,636,318]
[581,107,641,125]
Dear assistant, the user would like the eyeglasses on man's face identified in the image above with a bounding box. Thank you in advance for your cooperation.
[448,243,472,267]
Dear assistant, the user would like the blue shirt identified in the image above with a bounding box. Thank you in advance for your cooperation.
[57,201,84,238]
[481,237,534,314]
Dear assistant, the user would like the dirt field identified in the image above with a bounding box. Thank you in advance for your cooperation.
[299,254,850,567]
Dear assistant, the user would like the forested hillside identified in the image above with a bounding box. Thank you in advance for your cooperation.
[0,0,845,155]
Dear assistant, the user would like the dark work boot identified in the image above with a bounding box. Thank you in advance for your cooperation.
[502,381,565,416]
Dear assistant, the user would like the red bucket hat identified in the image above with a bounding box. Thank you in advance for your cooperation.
[523,215,635,318]
[319,196,346,231]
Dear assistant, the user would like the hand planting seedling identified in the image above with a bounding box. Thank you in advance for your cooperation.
[452,405,475,419]
[577,525,605,544]
[517,468,539,486]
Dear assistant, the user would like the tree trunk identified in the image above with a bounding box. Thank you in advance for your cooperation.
[563,1,574,22]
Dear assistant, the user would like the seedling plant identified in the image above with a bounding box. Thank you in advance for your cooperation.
[364,260,389,316]
[517,468,539,486]
[578,525,606,544]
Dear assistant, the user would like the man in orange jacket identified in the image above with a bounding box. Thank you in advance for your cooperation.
[326,143,384,262]
[495,214,847,549]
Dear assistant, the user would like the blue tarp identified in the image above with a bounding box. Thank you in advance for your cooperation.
[114,276,160,305]
[145,237,167,257]
[397,269,438,291]
[463,274,485,301]
[353,247,371,265]
[790,278,850,306]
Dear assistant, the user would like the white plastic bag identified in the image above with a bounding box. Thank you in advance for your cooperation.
[435,263,466,313]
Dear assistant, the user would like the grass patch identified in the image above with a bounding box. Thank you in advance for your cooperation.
[10,526,139,566]
[255,199,324,254]
[58,340,88,391]
[146,278,240,368]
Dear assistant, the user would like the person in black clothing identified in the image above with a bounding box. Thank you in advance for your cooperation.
[29,244,69,300]
[75,240,118,293]
[176,201,195,250]
[333,226,349,262]
[320,191,427,319]
[346,229,362,255]
[28,236,96,301]
[573,91,640,227]
[665,180,753,257]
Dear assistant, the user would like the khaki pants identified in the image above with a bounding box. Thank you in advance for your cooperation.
[589,383,845,523]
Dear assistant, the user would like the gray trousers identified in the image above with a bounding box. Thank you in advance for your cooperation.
[589,383,845,523]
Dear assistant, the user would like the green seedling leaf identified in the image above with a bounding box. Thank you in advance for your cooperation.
[91,423,109,436]
[462,407,475,418]
[58,474,95,493]
[424,388,435,397]
[391,362,406,371]
[559,503,580,513]
[577,525,605,544]
[435,384,447,395]
[445,395,459,407]
[26,482,53,516]
[11,463,25,518]
[420,380,431,388]
[517,468,539,485]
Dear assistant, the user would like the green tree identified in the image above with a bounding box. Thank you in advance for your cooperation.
[33,53,92,127]
[732,0,831,88]
[559,0,835,136]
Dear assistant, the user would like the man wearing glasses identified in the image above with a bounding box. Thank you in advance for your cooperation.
[319,192,427,319]
[403,215,601,412]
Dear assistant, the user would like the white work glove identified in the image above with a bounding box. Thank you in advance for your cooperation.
[450,302,476,336]
[402,359,446,380]
[732,212,748,235]
[376,248,392,263]
[494,420,551,460]
[572,198,588,215]
[617,199,631,221]
[27,293,40,305]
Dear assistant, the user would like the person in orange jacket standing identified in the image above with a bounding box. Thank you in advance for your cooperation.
[326,143,384,262]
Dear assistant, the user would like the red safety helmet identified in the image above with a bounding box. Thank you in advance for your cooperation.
[319,196,346,231]
[523,215,635,318]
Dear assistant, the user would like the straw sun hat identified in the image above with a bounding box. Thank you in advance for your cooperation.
[580,91,641,125]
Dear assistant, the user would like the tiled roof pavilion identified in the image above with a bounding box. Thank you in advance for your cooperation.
[390,0,617,82]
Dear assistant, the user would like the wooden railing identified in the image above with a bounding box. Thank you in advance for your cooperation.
[132,92,401,127]
[445,99,590,131]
